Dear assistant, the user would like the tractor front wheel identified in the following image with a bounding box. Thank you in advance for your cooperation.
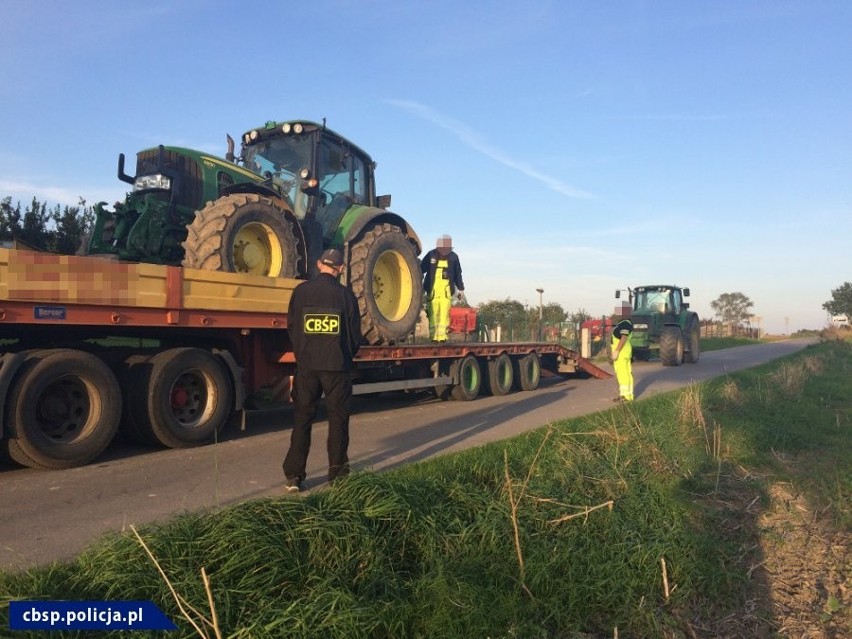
[684,318,701,364]
[182,194,300,278]
[348,223,422,344]
[660,326,684,366]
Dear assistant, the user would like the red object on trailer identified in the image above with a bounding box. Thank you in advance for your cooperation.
[449,307,478,335]
[0,248,609,470]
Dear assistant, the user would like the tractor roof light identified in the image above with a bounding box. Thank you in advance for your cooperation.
[292,122,304,134]
[282,123,291,134]
[249,129,259,141]
[299,167,318,188]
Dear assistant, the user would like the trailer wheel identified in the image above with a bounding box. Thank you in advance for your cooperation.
[660,326,684,366]
[450,355,482,401]
[513,352,541,391]
[132,348,233,448]
[3,349,121,469]
[485,354,514,396]
[348,223,423,345]
[182,193,301,277]
[683,319,701,364]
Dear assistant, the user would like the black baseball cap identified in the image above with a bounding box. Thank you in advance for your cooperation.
[319,248,344,267]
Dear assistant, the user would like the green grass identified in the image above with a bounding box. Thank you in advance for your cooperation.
[700,336,760,351]
[1,342,849,638]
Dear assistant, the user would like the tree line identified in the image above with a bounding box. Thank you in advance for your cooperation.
[0,196,94,255]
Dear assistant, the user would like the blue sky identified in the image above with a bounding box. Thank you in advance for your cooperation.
[1,0,849,334]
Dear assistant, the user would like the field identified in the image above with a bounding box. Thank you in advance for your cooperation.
[1,340,849,638]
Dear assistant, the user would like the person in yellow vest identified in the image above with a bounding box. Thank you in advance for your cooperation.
[611,310,634,402]
[420,235,465,343]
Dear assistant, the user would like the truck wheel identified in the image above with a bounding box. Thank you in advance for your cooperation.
[450,355,482,401]
[3,349,121,469]
[660,326,684,366]
[684,319,701,364]
[131,348,233,448]
[349,223,423,345]
[182,193,300,277]
[513,352,541,391]
[485,354,514,396]
[119,355,159,446]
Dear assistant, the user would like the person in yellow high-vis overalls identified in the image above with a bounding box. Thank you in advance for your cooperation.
[611,315,634,402]
[421,235,465,343]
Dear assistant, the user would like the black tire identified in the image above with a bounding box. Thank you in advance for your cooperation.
[684,318,701,364]
[513,352,541,391]
[3,349,121,469]
[660,326,684,366]
[348,223,423,345]
[181,193,300,278]
[129,348,233,449]
[485,353,514,396]
[450,356,482,401]
[118,354,159,446]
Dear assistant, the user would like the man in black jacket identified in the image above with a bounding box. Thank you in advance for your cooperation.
[421,234,465,342]
[283,248,362,491]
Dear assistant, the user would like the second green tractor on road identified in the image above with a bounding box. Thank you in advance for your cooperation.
[616,285,700,366]
[85,120,423,345]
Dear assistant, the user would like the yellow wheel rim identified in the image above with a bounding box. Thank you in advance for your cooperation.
[372,249,413,321]
[232,222,283,276]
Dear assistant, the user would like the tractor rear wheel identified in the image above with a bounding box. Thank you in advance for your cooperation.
[348,223,422,344]
[182,194,300,278]
[684,318,701,364]
[660,326,684,366]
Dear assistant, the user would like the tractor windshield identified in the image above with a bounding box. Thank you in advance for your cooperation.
[634,288,674,314]
[243,136,313,218]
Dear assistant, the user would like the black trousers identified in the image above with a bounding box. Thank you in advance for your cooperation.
[283,368,352,483]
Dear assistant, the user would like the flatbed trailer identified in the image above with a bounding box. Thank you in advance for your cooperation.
[0,248,609,469]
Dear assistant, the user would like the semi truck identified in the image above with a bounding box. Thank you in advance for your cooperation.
[0,248,609,470]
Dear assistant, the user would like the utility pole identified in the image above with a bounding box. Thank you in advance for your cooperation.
[536,288,544,341]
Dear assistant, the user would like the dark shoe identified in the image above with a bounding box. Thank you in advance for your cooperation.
[613,396,623,403]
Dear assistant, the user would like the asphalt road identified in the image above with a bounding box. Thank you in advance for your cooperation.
[0,338,816,572]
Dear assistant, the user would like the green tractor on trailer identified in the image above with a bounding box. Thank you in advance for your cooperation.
[615,285,701,366]
[86,120,423,345]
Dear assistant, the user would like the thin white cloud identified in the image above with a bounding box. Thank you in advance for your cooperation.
[387,99,593,199]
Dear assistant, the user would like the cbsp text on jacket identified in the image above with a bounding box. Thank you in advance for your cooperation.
[287,273,361,371]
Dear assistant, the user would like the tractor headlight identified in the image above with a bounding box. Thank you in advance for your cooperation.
[632,323,649,330]
[134,174,171,191]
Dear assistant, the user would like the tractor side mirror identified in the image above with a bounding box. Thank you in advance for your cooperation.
[683,288,690,297]
[377,194,391,209]
[615,290,621,299]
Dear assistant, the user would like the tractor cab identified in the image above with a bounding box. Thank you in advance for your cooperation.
[239,120,382,243]
[632,286,690,317]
